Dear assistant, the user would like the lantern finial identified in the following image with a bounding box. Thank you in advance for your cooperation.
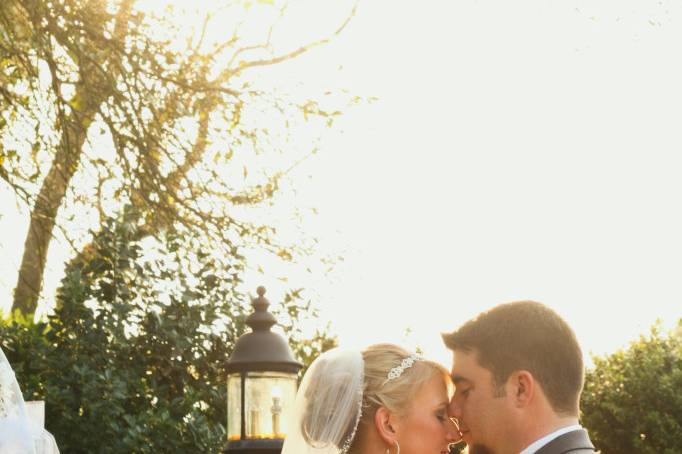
[247,286,277,331]
[226,285,302,373]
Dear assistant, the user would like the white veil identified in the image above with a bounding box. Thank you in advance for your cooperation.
[0,346,36,454]
[0,346,60,454]
[281,348,364,454]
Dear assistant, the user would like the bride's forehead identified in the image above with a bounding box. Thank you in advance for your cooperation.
[404,390,449,417]
[410,374,450,402]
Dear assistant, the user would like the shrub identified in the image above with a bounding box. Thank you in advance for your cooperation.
[582,321,682,454]
[2,208,335,452]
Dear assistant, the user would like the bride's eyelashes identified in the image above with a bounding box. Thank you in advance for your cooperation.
[436,404,450,422]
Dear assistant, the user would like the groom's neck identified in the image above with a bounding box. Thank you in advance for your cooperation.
[520,413,580,451]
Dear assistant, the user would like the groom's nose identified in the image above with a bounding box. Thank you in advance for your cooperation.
[448,396,462,419]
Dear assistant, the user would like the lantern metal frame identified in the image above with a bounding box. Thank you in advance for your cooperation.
[225,286,302,454]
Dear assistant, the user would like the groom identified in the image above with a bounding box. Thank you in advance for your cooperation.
[442,301,597,454]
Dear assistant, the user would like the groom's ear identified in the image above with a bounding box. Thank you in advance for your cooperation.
[509,370,535,408]
[375,406,398,444]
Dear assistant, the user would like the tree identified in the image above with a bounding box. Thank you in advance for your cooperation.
[581,321,682,454]
[0,0,357,315]
[1,207,337,452]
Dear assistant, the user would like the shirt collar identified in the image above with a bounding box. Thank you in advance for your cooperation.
[519,424,583,454]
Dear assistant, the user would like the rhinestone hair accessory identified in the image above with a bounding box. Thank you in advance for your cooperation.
[386,353,421,382]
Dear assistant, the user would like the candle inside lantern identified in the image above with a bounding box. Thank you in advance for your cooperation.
[271,386,283,437]
[249,408,260,437]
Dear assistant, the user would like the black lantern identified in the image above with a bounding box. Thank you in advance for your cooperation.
[225,286,302,454]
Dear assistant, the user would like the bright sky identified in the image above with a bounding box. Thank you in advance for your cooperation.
[2,0,682,368]
[262,0,682,367]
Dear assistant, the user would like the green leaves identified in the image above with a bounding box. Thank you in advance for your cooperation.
[582,322,682,453]
[1,207,336,452]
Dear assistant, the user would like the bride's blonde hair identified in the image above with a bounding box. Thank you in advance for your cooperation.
[348,343,451,453]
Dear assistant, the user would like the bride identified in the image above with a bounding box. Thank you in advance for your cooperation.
[282,343,462,454]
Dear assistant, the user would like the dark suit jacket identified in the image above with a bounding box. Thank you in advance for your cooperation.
[534,429,597,454]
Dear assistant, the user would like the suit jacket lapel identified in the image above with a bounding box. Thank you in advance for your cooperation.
[534,429,595,454]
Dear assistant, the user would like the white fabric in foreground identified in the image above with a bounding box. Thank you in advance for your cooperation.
[0,416,34,454]
[281,348,364,454]
[0,347,59,454]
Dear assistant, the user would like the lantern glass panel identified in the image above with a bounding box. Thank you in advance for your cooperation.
[244,371,297,439]
[226,373,242,441]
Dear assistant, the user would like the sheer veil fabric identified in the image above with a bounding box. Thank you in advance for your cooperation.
[0,346,36,454]
[281,348,364,454]
[0,346,59,454]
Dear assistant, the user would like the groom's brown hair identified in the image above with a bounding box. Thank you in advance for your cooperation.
[442,300,584,416]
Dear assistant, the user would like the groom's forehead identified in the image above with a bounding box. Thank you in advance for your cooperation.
[450,349,482,380]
